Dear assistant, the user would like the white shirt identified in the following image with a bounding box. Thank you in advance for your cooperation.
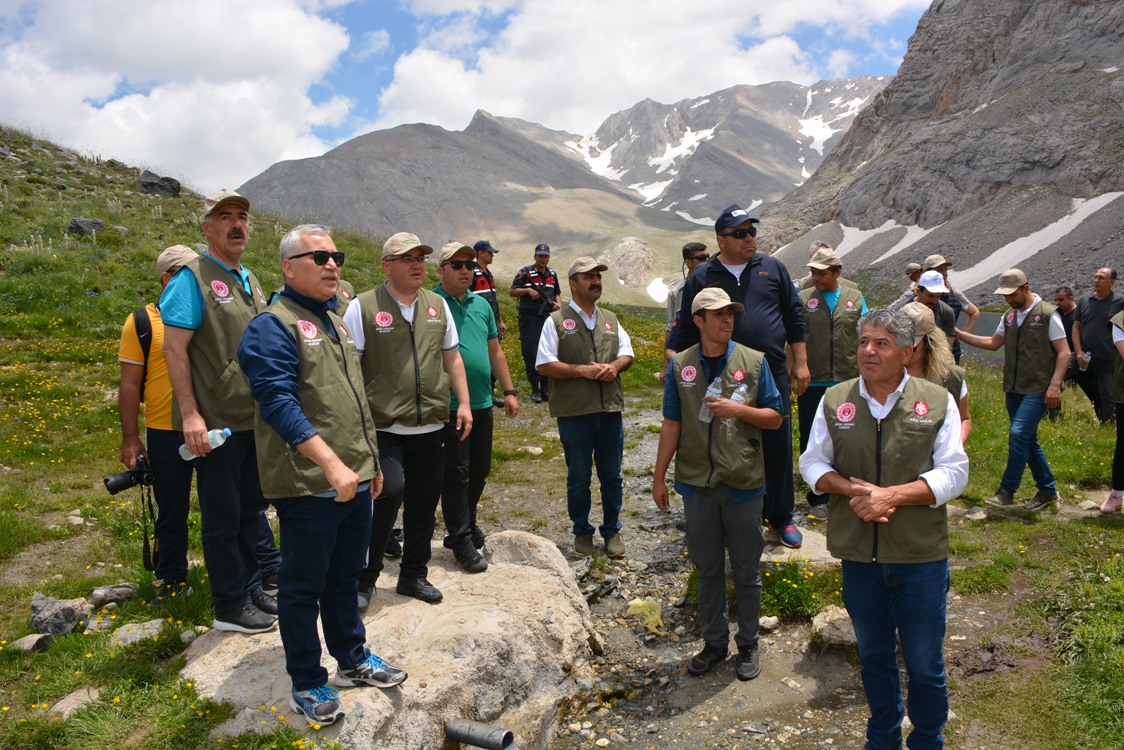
[993,294,1065,341]
[342,286,460,435]
[535,300,635,367]
[798,371,969,507]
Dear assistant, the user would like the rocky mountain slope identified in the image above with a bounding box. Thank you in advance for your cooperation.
[765,0,1124,300]
[237,77,885,299]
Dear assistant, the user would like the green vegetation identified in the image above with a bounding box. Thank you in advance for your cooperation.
[0,125,1121,749]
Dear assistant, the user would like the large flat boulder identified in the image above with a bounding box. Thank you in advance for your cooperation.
[180,530,599,749]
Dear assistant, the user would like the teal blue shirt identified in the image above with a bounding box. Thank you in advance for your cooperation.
[435,285,499,410]
[160,254,255,330]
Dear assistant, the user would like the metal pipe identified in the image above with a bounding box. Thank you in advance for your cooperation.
[444,719,515,749]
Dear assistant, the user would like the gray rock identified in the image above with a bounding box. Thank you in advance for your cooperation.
[9,633,52,652]
[90,583,139,609]
[180,629,197,645]
[138,169,181,197]
[812,604,858,647]
[49,686,100,719]
[67,218,104,236]
[759,615,780,631]
[30,592,81,635]
[109,618,165,648]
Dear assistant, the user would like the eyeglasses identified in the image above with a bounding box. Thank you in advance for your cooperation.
[691,254,709,262]
[289,250,345,267]
[389,254,427,264]
[719,226,757,239]
[444,259,477,271]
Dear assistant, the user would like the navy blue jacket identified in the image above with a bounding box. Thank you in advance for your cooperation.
[671,253,805,388]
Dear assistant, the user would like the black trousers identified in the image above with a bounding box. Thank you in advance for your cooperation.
[441,408,494,548]
[518,310,550,391]
[762,385,796,528]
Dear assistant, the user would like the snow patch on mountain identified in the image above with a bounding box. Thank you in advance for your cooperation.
[566,135,626,181]
[649,128,715,175]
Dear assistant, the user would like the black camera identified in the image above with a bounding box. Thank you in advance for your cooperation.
[104,455,154,495]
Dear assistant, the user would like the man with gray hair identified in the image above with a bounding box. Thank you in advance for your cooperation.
[160,189,279,634]
[800,307,968,750]
[956,269,1068,512]
[239,224,406,727]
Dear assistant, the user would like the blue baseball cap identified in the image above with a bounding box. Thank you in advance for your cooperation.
[715,204,760,233]
[474,239,498,253]
[534,243,550,255]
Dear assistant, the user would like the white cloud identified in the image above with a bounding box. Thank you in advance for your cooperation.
[354,29,391,60]
[0,0,351,189]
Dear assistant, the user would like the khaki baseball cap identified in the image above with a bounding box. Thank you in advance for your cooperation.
[923,253,952,271]
[807,247,841,270]
[438,241,475,265]
[567,256,608,277]
[692,287,745,314]
[382,232,434,259]
[901,301,936,343]
[905,262,922,275]
[994,268,1028,295]
[203,188,249,215]
[155,245,198,275]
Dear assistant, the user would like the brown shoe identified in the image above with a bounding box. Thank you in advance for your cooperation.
[573,534,594,556]
[604,534,625,559]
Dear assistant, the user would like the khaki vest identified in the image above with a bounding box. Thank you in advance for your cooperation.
[1002,299,1057,395]
[800,286,863,382]
[672,344,766,491]
[355,285,450,428]
[822,377,950,564]
[943,364,966,402]
[1111,311,1124,396]
[548,306,624,418]
[252,297,379,499]
[174,256,266,431]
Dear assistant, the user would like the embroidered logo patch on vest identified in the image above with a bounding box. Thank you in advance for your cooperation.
[604,321,613,332]
[337,322,349,338]
[807,298,819,310]
[680,365,697,383]
[297,320,318,340]
[562,318,577,331]
[427,305,438,318]
[836,402,857,423]
[1006,312,1015,325]
[375,311,394,328]
[845,299,855,309]
[732,369,745,382]
[210,280,230,298]
[1033,314,1041,323]
[341,288,352,299]
[914,400,930,417]
[255,285,265,303]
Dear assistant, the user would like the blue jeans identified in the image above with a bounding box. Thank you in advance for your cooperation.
[842,559,949,750]
[557,412,623,538]
[1000,392,1055,494]
[274,488,372,691]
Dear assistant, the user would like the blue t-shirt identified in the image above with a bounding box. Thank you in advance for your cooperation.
[159,254,256,330]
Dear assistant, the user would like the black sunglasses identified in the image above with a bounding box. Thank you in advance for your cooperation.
[691,254,710,262]
[445,259,477,271]
[720,226,757,239]
[290,250,345,267]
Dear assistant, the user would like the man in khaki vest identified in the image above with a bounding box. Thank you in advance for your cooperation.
[799,307,968,750]
[238,225,406,727]
[957,268,1068,512]
[536,257,634,558]
[160,189,279,635]
[343,232,472,606]
[653,288,782,681]
[797,246,867,519]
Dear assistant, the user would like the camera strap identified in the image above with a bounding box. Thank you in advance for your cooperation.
[139,481,160,572]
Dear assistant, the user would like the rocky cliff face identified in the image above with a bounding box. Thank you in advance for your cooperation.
[765,0,1124,299]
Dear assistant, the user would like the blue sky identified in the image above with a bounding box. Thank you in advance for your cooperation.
[0,0,929,190]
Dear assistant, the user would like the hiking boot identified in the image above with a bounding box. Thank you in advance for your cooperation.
[260,571,279,596]
[604,534,625,559]
[150,580,192,608]
[213,603,277,634]
[455,540,489,573]
[1024,489,1060,513]
[1101,490,1123,514]
[252,590,278,615]
[770,523,803,549]
[573,533,594,556]
[808,504,829,521]
[290,685,344,727]
[985,488,1015,508]
[470,524,486,550]
[384,528,403,558]
[531,387,544,403]
[396,577,443,603]
[736,644,761,681]
[335,649,407,689]
[687,643,728,676]
[357,580,374,612]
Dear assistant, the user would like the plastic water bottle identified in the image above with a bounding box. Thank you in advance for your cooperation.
[698,378,722,423]
[723,383,749,428]
[1079,352,1092,372]
[178,428,232,461]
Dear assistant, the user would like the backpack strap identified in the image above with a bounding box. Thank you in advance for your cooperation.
[133,306,152,403]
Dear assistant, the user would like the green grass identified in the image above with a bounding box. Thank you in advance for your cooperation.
[1,124,1122,748]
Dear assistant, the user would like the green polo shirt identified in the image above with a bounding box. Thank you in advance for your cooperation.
[436,284,498,411]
